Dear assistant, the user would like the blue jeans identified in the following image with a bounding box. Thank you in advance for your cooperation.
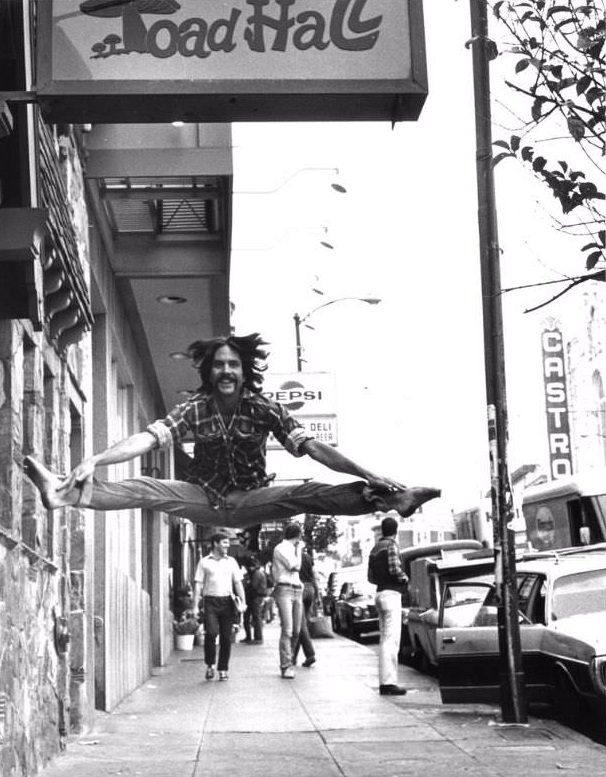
[81,478,378,528]
[273,584,303,671]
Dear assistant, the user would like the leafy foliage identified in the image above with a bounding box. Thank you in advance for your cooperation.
[490,0,604,278]
[173,611,200,635]
[303,513,340,554]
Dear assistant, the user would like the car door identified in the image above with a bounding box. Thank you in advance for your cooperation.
[436,581,549,705]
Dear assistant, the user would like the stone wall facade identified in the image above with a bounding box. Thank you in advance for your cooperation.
[0,319,84,775]
[0,117,95,774]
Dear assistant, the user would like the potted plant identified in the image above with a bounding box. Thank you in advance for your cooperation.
[173,610,201,651]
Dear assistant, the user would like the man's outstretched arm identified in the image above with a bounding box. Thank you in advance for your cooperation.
[300,439,405,492]
[57,431,158,493]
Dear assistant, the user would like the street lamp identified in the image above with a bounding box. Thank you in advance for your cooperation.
[232,227,336,252]
[293,297,381,372]
[234,167,347,195]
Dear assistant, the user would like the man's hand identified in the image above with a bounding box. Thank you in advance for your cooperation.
[56,431,157,494]
[365,473,407,492]
[57,457,97,493]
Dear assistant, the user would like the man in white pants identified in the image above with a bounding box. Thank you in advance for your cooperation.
[368,516,408,696]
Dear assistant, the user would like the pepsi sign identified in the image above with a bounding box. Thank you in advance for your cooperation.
[264,372,338,447]
[263,373,336,415]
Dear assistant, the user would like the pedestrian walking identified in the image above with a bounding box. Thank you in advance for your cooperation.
[24,334,440,529]
[293,548,320,667]
[262,561,276,623]
[241,555,268,644]
[368,516,408,696]
[194,532,245,682]
[272,523,304,679]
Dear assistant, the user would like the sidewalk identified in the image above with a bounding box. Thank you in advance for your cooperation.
[41,622,606,777]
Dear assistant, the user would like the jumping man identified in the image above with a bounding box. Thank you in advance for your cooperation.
[24,334,440,529]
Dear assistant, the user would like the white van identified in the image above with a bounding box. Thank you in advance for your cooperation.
[522,469,606,550]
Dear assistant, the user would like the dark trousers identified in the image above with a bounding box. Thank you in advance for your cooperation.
[203,596,234,671]
[243,596,264,642]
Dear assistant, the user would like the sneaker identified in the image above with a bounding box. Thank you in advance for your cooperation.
[240,638,252,643]
[218,671,228,681]
[205,666,215,681]
[281,667,295,679]
[302,657,316,668]
[379,684,407,696]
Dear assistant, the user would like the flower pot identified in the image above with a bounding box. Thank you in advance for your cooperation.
[175,634,195,651]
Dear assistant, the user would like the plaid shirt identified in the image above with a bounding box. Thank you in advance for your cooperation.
[367,536,407,592]
[146,389,311,503]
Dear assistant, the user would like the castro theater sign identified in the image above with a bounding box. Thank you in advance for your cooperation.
[37,0,428,123]
[263,372,338,447]
[541,318,573,479]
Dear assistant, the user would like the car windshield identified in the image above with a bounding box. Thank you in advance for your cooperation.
[551,569,606,620]
[340,578,374,598]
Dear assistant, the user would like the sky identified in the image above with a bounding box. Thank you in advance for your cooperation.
[227,0,582,512]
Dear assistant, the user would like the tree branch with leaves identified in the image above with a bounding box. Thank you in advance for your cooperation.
[490,0,604,309]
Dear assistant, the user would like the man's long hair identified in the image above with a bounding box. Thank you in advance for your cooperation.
[188,333,269,393]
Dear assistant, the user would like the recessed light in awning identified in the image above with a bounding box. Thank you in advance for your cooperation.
[157,295,187,304]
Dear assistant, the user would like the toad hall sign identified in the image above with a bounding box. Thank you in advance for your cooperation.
[37,0,427,123]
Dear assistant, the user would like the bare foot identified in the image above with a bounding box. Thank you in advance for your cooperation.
[23,457,73,509]
[389,487,441,518]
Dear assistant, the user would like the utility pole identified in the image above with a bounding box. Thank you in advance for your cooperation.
[293,297,381,373]
[468,0,527,723]
[294,312,303,372]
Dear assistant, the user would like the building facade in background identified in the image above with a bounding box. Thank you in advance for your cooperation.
[0,2,232,774]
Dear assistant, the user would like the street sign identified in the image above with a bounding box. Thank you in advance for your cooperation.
[294,415,338,445]
[264,372,338,447]
[37,0,428,123]
[541,318,573,479]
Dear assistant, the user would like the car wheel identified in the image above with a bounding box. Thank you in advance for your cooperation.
[398,628,413,664]
[331,612,340,634]
[554,671,583,731]
[413,641,432,675]
[345,620,357,641]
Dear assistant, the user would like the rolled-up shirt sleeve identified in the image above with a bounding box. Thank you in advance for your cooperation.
[270,403,313,458]
[146,420,174,449]
[146,400,194,449]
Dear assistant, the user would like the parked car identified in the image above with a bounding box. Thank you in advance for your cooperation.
[323,565,365,615]
[398,540,485,663]
[436,546,606,743]
[404,544,493,672]
[324,566,378,639]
